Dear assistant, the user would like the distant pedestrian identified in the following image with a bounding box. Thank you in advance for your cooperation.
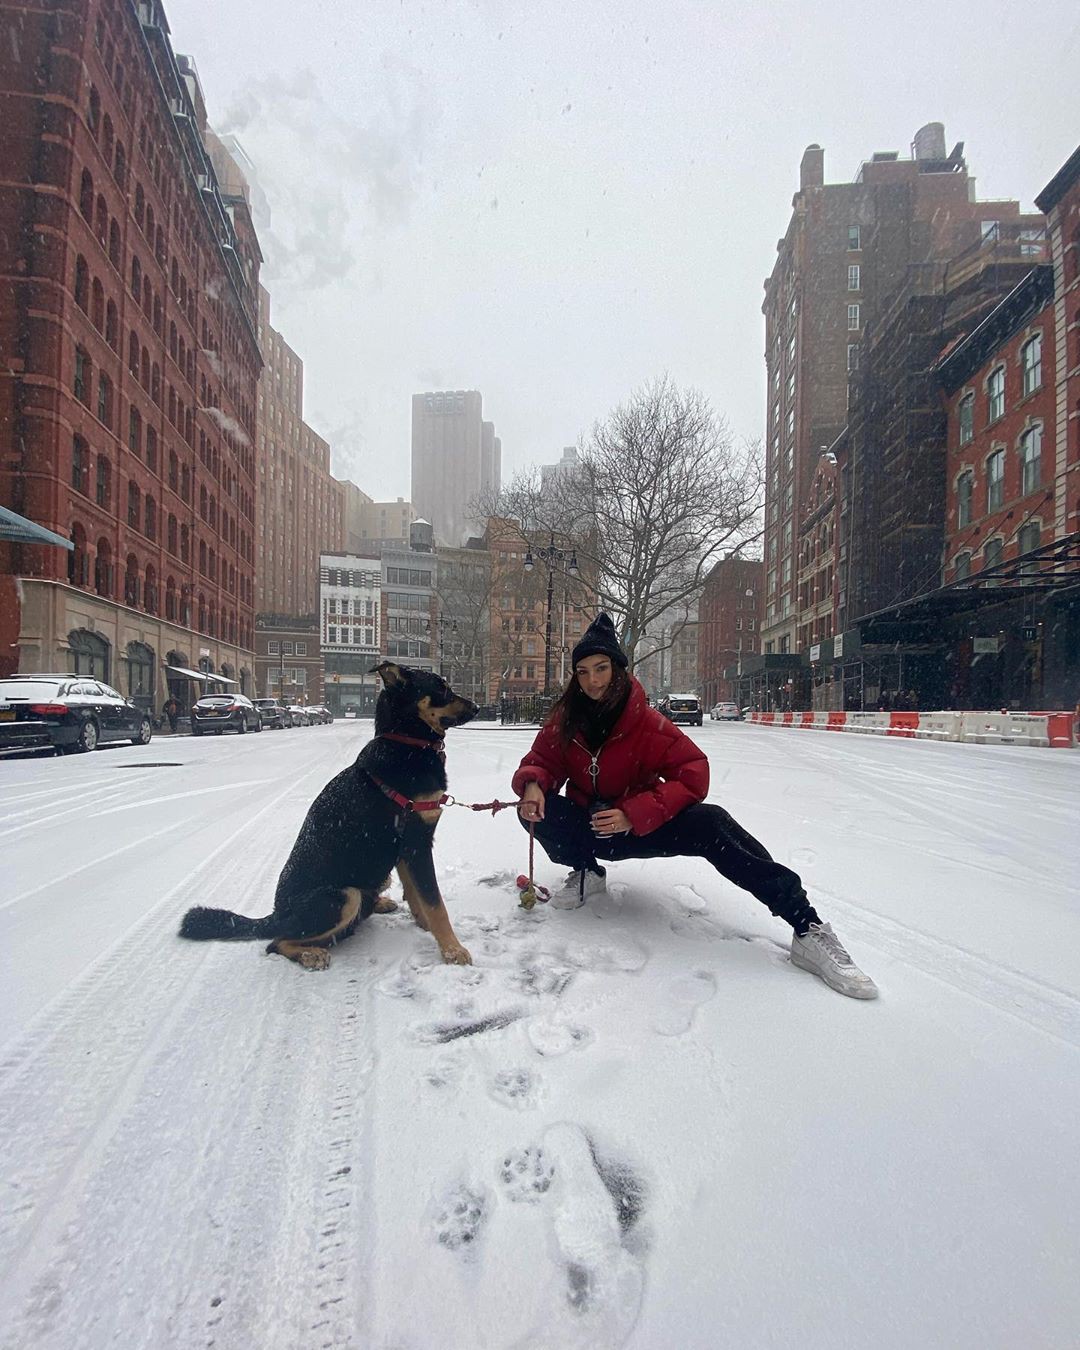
[163,696,179,734]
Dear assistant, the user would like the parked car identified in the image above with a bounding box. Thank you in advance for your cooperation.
[287,704,313,727]
[0,674,153,754]
[191,693,263,735]
[660,694,703,727]
[252,698,292,729]
[711,702,743,721]
[307,704,333,724]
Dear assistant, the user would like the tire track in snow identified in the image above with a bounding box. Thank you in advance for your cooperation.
[0,750,344,1328]
[816,886,1080,1050]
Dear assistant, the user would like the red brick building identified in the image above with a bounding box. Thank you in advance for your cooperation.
[1035,147,1080,540]
[698,555,762,708]
[938,267,1055,584]
[0,0,260,713]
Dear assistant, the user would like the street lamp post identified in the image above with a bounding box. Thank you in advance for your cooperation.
[523,533,579,693]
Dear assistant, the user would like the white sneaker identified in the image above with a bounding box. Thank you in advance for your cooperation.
[791,922,878,999]
[550,867,607,910]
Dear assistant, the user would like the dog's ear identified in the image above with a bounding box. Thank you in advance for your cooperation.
[369,661,410,688]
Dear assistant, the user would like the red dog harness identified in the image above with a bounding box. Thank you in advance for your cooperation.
[366,731,448,814]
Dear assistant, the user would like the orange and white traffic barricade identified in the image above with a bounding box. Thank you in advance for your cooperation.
[888,712,920,738]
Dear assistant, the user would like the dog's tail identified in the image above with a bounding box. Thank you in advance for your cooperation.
[178,906,278,941]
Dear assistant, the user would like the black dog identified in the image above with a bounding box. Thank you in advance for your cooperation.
[178,662,477,970]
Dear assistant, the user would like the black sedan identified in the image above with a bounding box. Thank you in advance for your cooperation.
[191,693,263,735]
[0,674,154,754]
[252,698,293,729]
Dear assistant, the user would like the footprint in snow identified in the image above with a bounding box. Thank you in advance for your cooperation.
[488,1066,539,1110]
[671,883,708,913]
[499,1145,555,1202]
[652,969,717,1037]
[430,1183,487,1251]
[527,1018,593,1057]
[528,1122,645,1335]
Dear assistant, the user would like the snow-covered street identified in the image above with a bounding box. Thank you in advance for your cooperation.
[2,722,1078,1350]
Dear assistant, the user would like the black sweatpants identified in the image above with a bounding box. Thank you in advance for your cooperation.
[523,792,821,934]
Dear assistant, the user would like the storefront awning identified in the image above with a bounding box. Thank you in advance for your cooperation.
[165,665,237,685]
[0,504,74,550]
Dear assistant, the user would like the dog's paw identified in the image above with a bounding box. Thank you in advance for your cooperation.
[298,948,332,971]
[440,943,473,966]
[373,894,399,914]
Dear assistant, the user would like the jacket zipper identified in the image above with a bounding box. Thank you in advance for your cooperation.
[571,730,626,796]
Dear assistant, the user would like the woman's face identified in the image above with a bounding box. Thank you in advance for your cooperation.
[575,654,613,700]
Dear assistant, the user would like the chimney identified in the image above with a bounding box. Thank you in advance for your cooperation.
[800,144,824,191]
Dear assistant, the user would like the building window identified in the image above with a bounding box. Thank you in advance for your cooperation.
[986,450,1005,511]
[954,552,971,581]
[847,224,861,250]
[1020,334,1042,396]
[954,469,974,527]
[847,343,860,373]
[95,455,110,508]
[847,264,860,291]
[97,374,112,427]
[296,642,307,656]
[267,640,280,655]
[982,537,1003,575]
[847,304,860,331]
[1019,425,1042,495]
[72,434,89,494]
[74,346,89,403]
[1017,521,1040,569]
[958,392,974,446]
[987,366,1005,423]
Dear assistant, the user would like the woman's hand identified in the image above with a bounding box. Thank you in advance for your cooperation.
[518,781,546,822]
[591,808,631,836]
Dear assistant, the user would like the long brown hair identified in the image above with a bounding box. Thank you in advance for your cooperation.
[547,662,632,746]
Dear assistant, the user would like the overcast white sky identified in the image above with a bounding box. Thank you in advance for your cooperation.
[166,0,1079,501]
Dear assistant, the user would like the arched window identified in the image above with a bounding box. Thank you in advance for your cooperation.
[987,367,1005,423]
[74,255,89,310]
[198,538,207,574]
[151,363,161,405]
[134,181,144,227]
[141,348,150,389]
[142,275,152,315]
[199,484,208,520]
[105,300,118,349]
[208,548,216,582]
[167,513,178,554]
[180,523,190,562]
[152,293,162,334]
[168,449,179,490]
[125,640,155,707]
[1020,425,1042,496]
[68,522,89,586]
[108,219,121,269]
[113,142,126,190]
[169,320,177,360]
[92,277,104,331]
[95,195,107,244]
[88,86,100,135]
[124,553,140,607]
[68,627,109,679]
[198,593,207,631]
[79,168,93,218]
[165,576,177,620]
[128,329,140,376]
[144,495,156,540]
[73,346,90,403]
[102,114,114,163]
[127,479,140,528]
[94,538,112,598]
[145,425,157,473]
[97,373,112,426]
[181,464,191,501]
[130,253,141,297]
[142,566,157,616]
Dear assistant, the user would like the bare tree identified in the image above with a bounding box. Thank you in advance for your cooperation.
[478,378,762,670]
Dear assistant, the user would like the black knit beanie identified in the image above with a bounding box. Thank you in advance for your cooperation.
[572,611,628,669]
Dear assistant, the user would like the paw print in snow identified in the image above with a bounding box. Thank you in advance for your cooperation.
[432,1184,486,1251]
[499,1145,555,1202]
[488,1066,537,1109]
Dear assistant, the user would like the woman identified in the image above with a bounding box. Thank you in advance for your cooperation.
[513,612,877,999]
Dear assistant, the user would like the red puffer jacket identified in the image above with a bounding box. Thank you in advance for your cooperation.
[511,678,709,835]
